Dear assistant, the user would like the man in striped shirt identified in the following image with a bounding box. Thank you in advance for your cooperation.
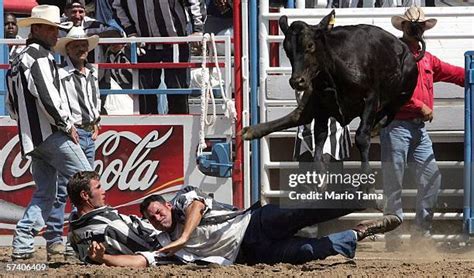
[6,5,92,260]
[4,13,24,62]
[41,26,102,259]
[67,171,176,265]
[111,0,207,114]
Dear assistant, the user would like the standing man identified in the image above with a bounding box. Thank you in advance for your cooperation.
[4,13,24,62]
[6,5,92,260]
[41,26,101,258]
[111,0,207,114]
[381,6,464,250]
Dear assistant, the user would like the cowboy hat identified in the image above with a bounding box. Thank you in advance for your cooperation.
[391,6,437,31]
[18,5,73,29]
[54,26,99,56]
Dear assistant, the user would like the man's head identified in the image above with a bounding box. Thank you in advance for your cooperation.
[18,5,73,47]
[64,0,86,26]
[55,26,99,63]
[140,195,174,232]
[4,13,18,39]
[67,171,105,211]
[391,6,437,41]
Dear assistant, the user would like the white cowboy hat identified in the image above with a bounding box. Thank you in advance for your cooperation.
[54,26,99,56]
[17,5,73,29]
[391,6,437,31]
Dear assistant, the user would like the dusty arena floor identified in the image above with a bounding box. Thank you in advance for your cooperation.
[0,242,474,277]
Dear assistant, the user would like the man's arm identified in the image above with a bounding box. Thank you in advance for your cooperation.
[186,0,207,34]
[88,241,147,267]
[111,0,137,36]
[158,200,206,255]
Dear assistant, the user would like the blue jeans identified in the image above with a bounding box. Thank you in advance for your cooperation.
[381,120,441,233]
[12,131,92,254]
[239,204,357,264]
[43,128,95,247]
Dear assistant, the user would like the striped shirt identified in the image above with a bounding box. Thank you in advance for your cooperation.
[111,0,207,38]
[68,206,164,264]
[6,38,73,156]
[106,46,133,89]
[58,57,101,125]
[294,118,352,161]
[60,16,121,37]
[9,35,25,63]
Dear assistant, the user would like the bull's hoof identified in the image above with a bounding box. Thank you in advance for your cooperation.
[240,127,256,140]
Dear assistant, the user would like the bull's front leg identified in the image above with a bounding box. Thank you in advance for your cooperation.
[241,90,314,140]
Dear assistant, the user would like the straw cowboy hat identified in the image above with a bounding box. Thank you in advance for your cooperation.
[391,6,437,31]
[54,26,99,56]
[18,5,73,29]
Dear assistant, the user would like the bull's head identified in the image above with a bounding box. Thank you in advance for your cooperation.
[404,21,426,61]
[279,11,335,91]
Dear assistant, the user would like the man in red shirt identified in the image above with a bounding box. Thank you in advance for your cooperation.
[381,6,464,251]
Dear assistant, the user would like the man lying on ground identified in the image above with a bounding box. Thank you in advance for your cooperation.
[76,178,400,267]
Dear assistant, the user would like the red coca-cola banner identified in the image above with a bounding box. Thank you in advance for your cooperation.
[0,118,186,232]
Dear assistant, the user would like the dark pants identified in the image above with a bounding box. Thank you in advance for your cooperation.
[239,205,357,264]
[139,45,190,114]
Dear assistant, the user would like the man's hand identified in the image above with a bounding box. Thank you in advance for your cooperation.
[68,125,80,144]
[421,104,433,122]
[157,237,187,255]
[190,32,204,56]
[92,124,100,141]
[88,241,106,264]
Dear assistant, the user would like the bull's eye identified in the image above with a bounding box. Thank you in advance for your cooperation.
[306,42,316,53]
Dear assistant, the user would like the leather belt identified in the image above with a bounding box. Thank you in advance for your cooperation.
[75,123,95,132]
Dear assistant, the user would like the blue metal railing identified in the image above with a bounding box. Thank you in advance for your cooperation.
[465,51,474,235]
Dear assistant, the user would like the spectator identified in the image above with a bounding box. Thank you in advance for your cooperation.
[40,26,101,258]
[85,186,400,266]
[61,0,122,115]
[5,5,92,261]
[111,0,207,114]
[381,6,464,251]
[4,13,24,62]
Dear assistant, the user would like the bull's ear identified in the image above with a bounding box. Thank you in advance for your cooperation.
[279,16,289,34]
[318,10,336,32]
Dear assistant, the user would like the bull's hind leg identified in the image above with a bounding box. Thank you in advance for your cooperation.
[356,93,378,174]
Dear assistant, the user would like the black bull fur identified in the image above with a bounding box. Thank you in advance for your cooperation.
[241,11,418,172]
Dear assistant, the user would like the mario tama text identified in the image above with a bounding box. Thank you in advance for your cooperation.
[279,165,382,209]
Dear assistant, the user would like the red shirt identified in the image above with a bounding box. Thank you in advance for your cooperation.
[395,48,465,120]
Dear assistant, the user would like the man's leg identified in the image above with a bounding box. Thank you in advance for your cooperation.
[139,51,161,114]
[245,230,357,264]
[11,154,58,259]
[44,129,95,251]
[245,204,355,241]
[164,44,189,114]
[411,125,441,236]
[380,120,411,249]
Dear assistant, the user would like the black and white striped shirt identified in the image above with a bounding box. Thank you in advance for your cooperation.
[106,46,133,89]
[60,16,121,38]
[58,57,101,125]
[68,206,163,264]
[6,38,73,156]
[294,118,352,161]
[111,0,207,38]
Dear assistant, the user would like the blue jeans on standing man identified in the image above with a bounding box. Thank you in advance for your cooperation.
[12,131,92,255]
[381,119,441,235]
[43,128,96,248]
[239,204,358,264]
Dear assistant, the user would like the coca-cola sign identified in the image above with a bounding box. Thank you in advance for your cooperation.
[0,122,185,224]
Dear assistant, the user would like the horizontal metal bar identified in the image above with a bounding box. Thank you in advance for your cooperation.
[97,62,225,69]
[266,34,474,43]
[100,88,222,95]
[264,161,464,169]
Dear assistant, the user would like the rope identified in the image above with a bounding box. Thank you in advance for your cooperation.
[197,33,237,157]
[198,34,216,156]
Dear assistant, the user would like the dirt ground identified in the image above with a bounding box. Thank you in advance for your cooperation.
[1,241,474,277]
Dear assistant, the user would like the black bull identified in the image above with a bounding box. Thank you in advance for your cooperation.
[241,11,418,172]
